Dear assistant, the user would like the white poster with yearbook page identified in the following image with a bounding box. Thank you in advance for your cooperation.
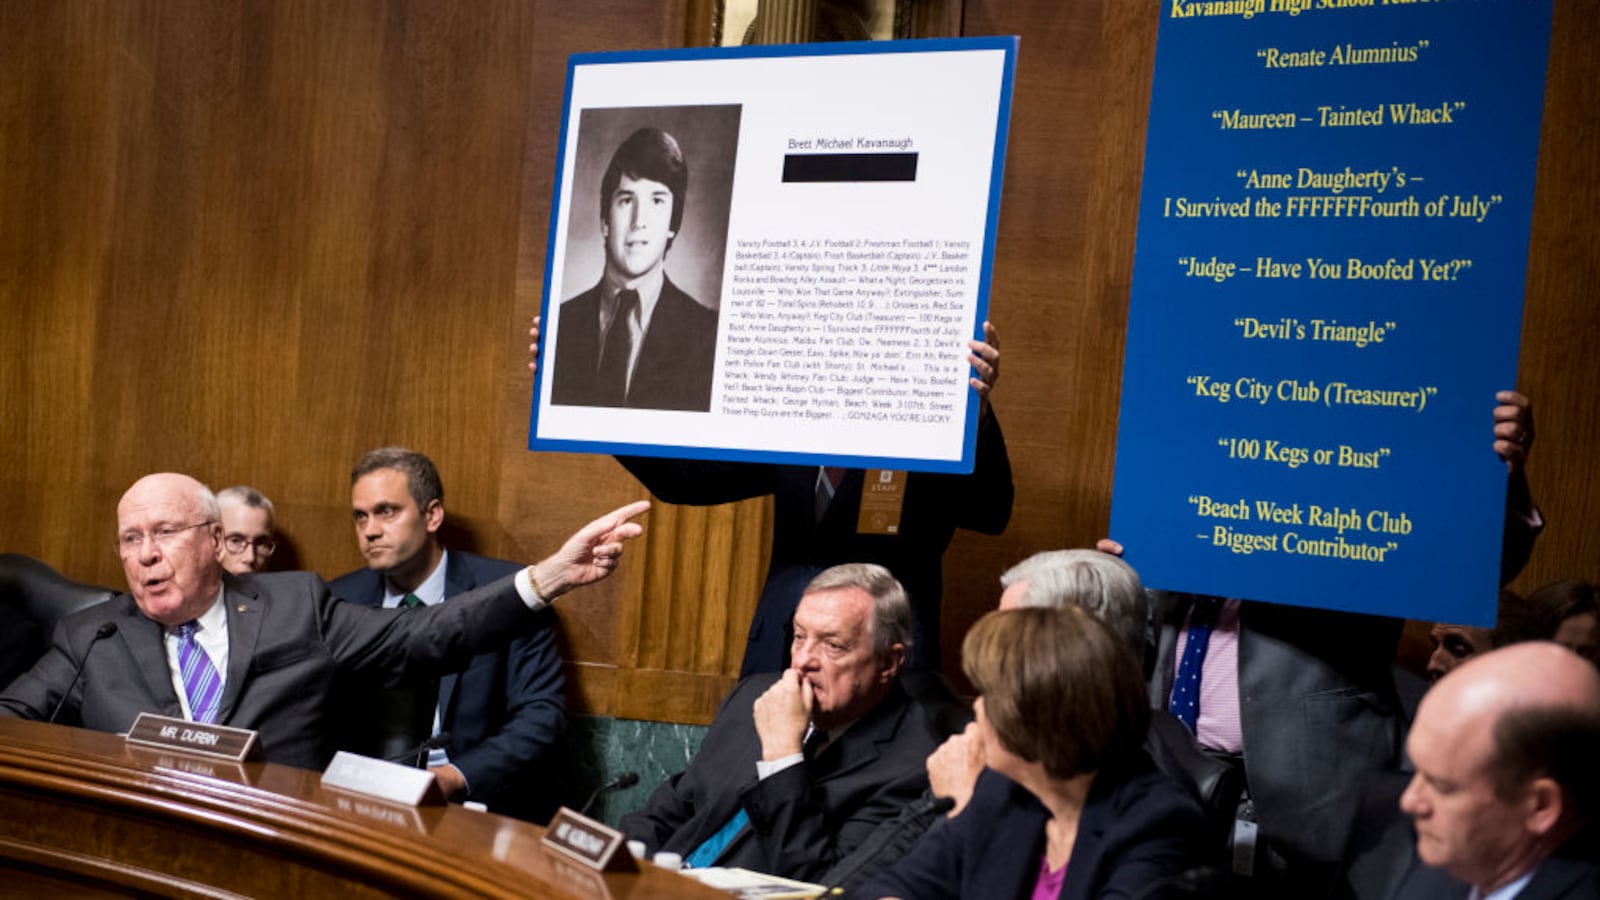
[529,37,1017,474]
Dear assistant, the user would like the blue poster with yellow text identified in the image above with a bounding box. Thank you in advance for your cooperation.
[1111,0,1553,624]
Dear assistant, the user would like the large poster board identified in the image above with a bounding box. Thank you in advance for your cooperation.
[529,38,1017,474]
[1111,1,1553,624]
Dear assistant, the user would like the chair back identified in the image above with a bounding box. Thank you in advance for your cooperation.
[0,554,115,686]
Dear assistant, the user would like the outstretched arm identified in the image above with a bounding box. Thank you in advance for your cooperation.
[529,500,650,600]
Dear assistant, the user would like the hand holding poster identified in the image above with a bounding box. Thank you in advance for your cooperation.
[530,39,1017,474]
[1111,1,1553,624]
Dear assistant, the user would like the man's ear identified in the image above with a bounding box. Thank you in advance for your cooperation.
[423,499,445,535]
[879,643,906,682]
[1523,776,1566,838]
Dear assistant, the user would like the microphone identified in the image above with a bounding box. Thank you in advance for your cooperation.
[822,790,954,894]
[383,731,452,766]
[48,622,118,724]
[580,771,640,817]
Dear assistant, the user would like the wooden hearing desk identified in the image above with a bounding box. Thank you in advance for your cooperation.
[0,718,722,899]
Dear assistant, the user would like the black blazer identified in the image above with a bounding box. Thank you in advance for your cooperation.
[0,570,539,770]
[619,674,959,883]
[328,551,566,821]
[857,760,1212,900]
[551,275,718,411]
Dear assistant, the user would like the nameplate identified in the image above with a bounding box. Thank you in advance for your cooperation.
[125,713,261,762]
[541,807,636,873]
[320,751,444,807]
[330,792,430,833]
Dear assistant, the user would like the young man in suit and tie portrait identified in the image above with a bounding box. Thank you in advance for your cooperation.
[551,125,720,412]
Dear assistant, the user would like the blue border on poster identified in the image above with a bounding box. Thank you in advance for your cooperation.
[527,37,1018,475]
[1110,2,1552,625]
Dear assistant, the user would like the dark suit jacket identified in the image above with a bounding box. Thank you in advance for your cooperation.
[328,551,566,821]
[551,275,718,411]
[857,760,1212,900]
[0,570,539,770]
[619,674,958,883]
[1150,595,1405,868]
[620,413,1013,674]
[1386,826,1600,900]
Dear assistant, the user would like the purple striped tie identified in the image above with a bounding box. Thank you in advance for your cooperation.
[176,621,222,724]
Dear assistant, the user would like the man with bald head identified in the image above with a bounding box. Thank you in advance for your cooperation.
[1392,642,1600,899]
[0,473,647,770]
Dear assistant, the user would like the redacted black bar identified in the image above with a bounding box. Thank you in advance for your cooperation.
[782,152,919,183]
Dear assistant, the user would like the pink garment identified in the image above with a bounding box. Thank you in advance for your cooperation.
[1030,851,1067,900]
[1170,598,1245,754]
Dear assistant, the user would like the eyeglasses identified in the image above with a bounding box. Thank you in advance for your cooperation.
[224,535,277,556]
[117,521,214,554]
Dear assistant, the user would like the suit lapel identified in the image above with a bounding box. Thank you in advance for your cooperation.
[1389,854,1470,900]
[1149,592,1187,705]
[634,280,686,377]
[217,582,264,724]
[117,600,185,717]
[808,682,909,784]
[1519,850,1600,900]
[339,568,385,608]
[1059,777,1116,900]
[995,782,1050,900]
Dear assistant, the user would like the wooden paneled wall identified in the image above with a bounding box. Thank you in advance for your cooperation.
[2,1,1595,724]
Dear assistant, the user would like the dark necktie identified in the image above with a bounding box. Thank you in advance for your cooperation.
[396,592,438,761]
[1169,597,1223,733]
[595,289,639,406]
[176,621,223,724]
[814,466,847,522]
[803,726,828,760]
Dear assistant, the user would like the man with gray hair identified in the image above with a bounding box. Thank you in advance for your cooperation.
[216,485,277,575]
[998,549,1148,653]
[621,563,961,882]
